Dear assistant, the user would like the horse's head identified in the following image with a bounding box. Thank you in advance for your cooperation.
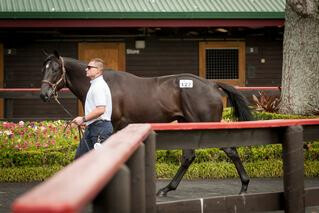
[40,50,66,102]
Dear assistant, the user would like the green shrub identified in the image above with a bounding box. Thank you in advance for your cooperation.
[253,111,315,120]
[1,112,319,182]
[2,159,318,182]
[157,160,319,179]
[223,108,316,121]
[156,143,319,164]
[0,166,63,182]
[0,148,76,168]
[305,161,319,177]
[156,150,182,164]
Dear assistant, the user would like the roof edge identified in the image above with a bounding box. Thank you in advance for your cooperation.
[0,12,285,20]
[0,19,285,28]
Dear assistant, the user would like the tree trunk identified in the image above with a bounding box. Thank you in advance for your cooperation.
[279,0,319,115]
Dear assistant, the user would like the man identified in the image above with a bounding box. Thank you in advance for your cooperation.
[72,58,113,159]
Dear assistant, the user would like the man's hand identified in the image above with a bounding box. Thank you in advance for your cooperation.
[72,116,85,127]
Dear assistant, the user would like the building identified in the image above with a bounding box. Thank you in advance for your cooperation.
[0,0,285,120]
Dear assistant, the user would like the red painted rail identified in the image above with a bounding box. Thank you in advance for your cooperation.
[0,88,70,92]
[12,124,152,213]
[151,118,319,130]
[152,119,319,212]
[11,119,319,212]
[0,87,279,92]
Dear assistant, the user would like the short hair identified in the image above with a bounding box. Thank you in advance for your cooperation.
[90,58,104,70]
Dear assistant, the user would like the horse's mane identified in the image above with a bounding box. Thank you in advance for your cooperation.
[64,57,122,73]
[64,57,87,68]
[43,55,87,70]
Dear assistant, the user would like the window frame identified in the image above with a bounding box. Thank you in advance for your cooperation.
[199,41,246,86]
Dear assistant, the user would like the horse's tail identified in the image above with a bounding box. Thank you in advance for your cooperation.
[216,82,253,121]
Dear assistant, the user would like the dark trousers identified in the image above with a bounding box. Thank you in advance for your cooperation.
[75,120,113,159]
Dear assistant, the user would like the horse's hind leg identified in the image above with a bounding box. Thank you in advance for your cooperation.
[157,149,195,196]
[221,147,250,194]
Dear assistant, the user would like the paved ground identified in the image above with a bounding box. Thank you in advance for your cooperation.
[1,178,319,213]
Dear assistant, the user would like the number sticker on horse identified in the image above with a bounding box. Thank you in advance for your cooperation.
[179,80,193,88]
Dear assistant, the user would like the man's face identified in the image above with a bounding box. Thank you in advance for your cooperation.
[85,61,101,79]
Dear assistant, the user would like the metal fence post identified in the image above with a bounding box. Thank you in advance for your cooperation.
[127,144,146,213]
[282,125,305,213]
[93,165,131,213]
[144,131,156,213]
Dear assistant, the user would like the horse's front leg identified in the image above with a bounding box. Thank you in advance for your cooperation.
[157,149,195,197]
[221,147,250,194]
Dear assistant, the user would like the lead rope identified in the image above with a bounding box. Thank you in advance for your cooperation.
[56,96,90,151]
[52,57,90,151]
[55,95,90,151]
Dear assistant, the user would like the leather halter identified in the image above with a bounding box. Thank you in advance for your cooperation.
[41,56,66,98]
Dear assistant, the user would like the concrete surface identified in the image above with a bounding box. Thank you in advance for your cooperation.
[1,178,318,213]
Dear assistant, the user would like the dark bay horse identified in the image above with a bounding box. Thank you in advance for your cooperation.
[40,51,253,196]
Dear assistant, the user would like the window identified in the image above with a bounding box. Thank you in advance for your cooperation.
[199,42,245,86]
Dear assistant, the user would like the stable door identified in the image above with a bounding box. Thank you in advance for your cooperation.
[78,42,126,115]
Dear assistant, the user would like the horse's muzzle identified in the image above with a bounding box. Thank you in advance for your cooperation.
[40,93,50,102]
[40,86,54,102]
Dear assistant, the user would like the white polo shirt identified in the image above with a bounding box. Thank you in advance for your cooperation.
[85,75,112,125]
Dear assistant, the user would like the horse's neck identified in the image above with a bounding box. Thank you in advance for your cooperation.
[64,58,90,103]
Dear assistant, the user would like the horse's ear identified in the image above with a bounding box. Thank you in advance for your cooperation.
[42,49,49,56]
[53,50,60,58]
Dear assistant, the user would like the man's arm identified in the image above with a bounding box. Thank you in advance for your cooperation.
[72,106,105,126]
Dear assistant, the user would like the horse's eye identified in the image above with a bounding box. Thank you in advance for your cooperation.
[51,63,61,72]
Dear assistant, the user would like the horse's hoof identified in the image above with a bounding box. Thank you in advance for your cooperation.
[239,188,248,195]
[156,189,168,197]
[239,184,248,194]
